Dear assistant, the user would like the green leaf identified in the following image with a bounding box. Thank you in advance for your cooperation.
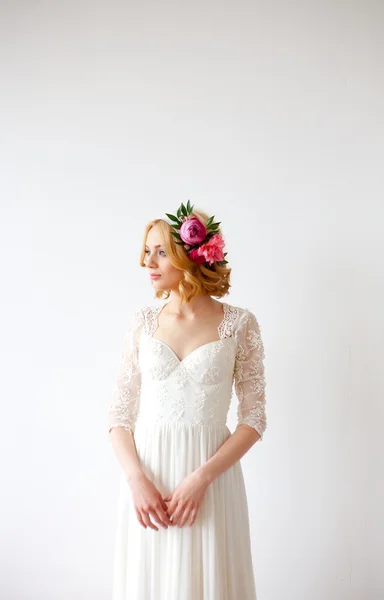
[206,216,214,227]
[170,231,181,239]
[181,203,188,217]
[186,199,191,213]
[177,207,181,218]
[165,213,180,224]
[172,222,181,230]
[209,221,221,229]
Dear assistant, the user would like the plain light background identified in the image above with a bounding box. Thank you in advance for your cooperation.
[1,1,383,599]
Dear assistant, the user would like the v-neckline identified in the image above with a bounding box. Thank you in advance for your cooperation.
[148,301,229,364]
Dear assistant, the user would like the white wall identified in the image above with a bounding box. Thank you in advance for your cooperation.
[1,1,383,598]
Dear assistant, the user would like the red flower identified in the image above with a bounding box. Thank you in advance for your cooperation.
[195,234,225,266]
[189,248,206,264]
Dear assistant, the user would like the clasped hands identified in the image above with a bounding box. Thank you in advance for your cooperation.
[130,469,210,530]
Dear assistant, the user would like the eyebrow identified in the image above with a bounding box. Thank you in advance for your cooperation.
[145,244,163,248]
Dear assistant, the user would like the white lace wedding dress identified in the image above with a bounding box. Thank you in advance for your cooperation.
[108,300,267,600]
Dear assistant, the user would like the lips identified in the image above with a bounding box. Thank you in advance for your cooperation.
[150,274,161,278]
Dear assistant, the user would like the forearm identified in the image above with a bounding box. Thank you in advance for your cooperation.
[109,427,145,487]
[196,424,260,486]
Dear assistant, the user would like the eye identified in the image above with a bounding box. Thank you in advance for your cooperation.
[145,249,166,256]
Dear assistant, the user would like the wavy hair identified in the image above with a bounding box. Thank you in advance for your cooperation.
[139,208,232,303]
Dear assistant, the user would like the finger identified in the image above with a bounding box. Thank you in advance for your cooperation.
[161,506,173,526]
[187,508,198,527]
[148,509,167,529]
[155,499,172,526]
[149,507,171,529]
[142,511,158,531]
[135,508,147,529]
[178,505,192,528]
[164,498,175,517]
[171,503,186,527]
[167,500,178,521]
[156,508,172,528]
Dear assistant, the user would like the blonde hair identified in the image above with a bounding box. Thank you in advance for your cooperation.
[139,208,232,303]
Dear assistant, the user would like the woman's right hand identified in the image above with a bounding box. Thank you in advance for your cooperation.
[128,472,172,531]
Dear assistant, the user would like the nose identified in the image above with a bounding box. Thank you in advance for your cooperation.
[146,253,158,268]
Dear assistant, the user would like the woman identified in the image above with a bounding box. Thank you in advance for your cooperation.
[108,200,267,600]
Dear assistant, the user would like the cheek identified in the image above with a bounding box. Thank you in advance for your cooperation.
[162,262,182,277]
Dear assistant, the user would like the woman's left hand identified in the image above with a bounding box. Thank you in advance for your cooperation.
[163,470,210,528]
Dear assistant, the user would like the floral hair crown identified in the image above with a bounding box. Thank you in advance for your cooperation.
[165,200,228,268]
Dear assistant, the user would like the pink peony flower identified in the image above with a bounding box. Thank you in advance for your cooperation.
[179,216,207,245]
[197,233,225,266]
[189,248,206,264]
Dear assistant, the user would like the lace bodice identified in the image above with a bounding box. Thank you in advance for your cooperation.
[108,301,267,441]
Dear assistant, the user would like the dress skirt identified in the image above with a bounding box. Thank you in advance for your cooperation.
[112,420,258,600]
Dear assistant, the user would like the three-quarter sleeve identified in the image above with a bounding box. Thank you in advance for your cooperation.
[233,309,267,441]
[108,308,143,436]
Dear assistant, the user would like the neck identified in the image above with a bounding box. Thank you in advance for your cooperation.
[165,293,218,317]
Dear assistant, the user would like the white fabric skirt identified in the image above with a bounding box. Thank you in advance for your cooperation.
[112,421,258,600]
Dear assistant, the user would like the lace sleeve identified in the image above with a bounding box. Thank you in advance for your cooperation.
[233,309,267,441]
[108,308,143,436]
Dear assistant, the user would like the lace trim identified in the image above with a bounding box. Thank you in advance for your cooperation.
[142,304,161,336]
[142,302,239,339]
[218,303,238,339]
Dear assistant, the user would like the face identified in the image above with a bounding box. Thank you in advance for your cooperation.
[144,225,183,291]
